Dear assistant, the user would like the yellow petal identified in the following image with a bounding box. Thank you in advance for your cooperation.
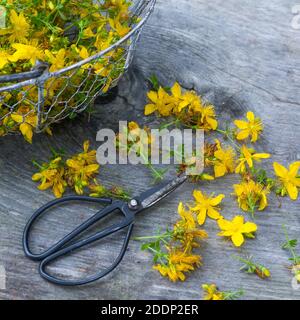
[85,164,100,173]
[273,162,288,178]
[246,111,255,122]
[32,173,42,181]
[11,114,23,123]
[193,189,204,202]
[157,87,166,100]
[53,185,63,198]
[171,82,182,98]
[206,117,218,130]
[251,131,258,142]
[144,104,157,115]
[66,159,80,169]
[289,162,300,177]
[178,100,190,111]
[20,123,33,143]
[217,218,232,231]
[258,193,268,210]
[38,182,52,191]
[231,233,244,247]
[286,183,298,200]
[232,215,244,227]
[234,120,248,130]
[236,130,249,140]
[241,146,252,166]
[147,91,158,103]
[235,161,244,174]
[202,174,214,181]
[210,194,225,206]
[197,209,207,225]
[207,208,221,220]
[240,222,257,233]
[177,202,184,217]
[83,140,90,153]
[253,153,270,159]
[214,164,226,178]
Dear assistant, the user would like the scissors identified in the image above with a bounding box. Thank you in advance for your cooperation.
[23,175,187,286]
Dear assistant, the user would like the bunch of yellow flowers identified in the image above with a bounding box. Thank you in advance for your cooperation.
[0,0,133,142]
[145,81,218,131]
[32,140,100,197]
[32,140,130,200]
[140,79,300,291]
[144,81,300,204]
[136,202,207,282]
[202,283,244,300]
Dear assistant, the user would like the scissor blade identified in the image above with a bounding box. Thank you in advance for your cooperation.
[137,175,187,210]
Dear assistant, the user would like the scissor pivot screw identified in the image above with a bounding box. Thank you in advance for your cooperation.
[129,199,139,209]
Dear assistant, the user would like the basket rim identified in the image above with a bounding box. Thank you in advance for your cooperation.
[0,0,156,93]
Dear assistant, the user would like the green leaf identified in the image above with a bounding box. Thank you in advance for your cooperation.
[244,232,255,239]
[282,239,298,249]
[148,75,160,91]
[141,243,150,251]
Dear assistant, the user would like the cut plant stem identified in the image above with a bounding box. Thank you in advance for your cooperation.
[216,129,240,150]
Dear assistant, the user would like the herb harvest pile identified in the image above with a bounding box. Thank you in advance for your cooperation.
[31,78,300,299]
[0,0,134,142]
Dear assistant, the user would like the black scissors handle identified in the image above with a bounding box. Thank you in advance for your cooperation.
[39,224,134,286]
[23,175,187,286]
[23,196,114,260]
[23,195,136,286]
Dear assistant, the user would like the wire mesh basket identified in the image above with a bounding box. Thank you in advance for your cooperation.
[0,0,156,136]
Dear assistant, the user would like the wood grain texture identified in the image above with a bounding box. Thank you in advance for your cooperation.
[1,0,300,300]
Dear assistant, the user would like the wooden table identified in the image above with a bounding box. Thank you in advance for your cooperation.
[0,0,300,300]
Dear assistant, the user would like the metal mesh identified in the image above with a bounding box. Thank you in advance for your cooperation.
[0,0,155,135]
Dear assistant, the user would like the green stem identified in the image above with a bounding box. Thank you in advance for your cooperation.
[282,224,297,264]
[233,255,252,266]
[32,160,43,170]
[133,233,170,241]
[216,129,240,150]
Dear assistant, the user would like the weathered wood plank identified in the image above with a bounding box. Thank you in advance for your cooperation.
[0,0,300,300]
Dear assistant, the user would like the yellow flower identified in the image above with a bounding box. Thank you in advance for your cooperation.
[144,87,175,116]
[171,82,199,113]
[235,145,270,174]
[153,249,202,282]
[190,190,225,225]
[233,180,269,212]
[213,139,236,178]
[234,111,263,142]
[217,215,257,247]
[83,27,95,39]
[109,17,130,37]
[10,43,44,66]
[273,162,300,200]
[66,160,99,195]
[174,202,208,249]
[0,9,30,43]
[11,112,38,143]
[76,140,98,165]
[66,141,99,195]
[45,49,66,72]
[197,104,218,131]
[89,179,107,197]
[202,284,224,300]
[202,284,243,300]
[0,51,11,70]
[32,157,67,198]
